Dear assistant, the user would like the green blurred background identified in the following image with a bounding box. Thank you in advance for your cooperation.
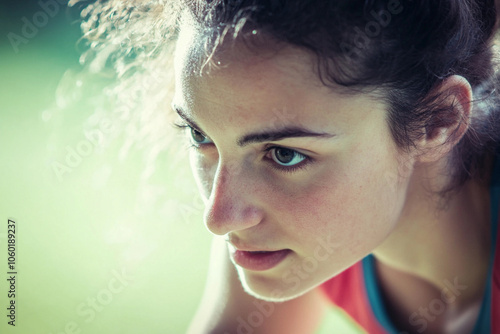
[0,1,361,333]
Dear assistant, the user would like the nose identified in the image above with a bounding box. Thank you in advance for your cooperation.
[203,163,263,235]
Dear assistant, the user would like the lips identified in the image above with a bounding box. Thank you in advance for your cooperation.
[230,248,291,271]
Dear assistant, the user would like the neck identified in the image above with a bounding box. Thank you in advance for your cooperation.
[373,157,493,308]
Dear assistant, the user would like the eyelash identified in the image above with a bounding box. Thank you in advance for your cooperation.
[172,121,314,174]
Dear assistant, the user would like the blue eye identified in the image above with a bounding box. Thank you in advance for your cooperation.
[172,122,213,146]
[266,146,312,173]
[269,147,307,167]
[189,127,212,145]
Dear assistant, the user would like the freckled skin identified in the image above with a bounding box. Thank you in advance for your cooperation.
[173,23,414,301]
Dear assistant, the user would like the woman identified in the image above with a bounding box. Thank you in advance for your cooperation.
[78,0,500,333]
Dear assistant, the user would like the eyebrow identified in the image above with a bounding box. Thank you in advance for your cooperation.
[173,105,335,147]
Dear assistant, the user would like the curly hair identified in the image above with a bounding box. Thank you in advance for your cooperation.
[73,0,500,194]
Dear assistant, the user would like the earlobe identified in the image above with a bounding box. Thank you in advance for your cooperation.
[416,75,472,163]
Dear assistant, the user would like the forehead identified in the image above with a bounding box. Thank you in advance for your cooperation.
[174,19,325,89]
[172,17,385,134]
[177,24,329,105]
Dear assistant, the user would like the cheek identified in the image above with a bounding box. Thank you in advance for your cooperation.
[263,144,406,257]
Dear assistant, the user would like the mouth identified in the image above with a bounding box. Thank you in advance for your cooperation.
[230,248,292,271]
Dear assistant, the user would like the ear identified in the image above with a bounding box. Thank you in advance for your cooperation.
[416,75,472,163]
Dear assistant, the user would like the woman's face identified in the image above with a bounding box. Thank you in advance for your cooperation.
[172,24,413,301]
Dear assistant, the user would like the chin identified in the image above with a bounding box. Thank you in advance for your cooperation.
[236,267,319,302]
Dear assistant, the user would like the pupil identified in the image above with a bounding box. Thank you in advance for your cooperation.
[275,148,294,164]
